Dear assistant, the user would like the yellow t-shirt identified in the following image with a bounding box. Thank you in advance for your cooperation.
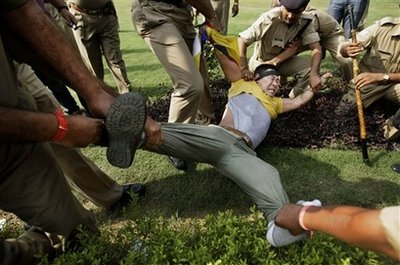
[228,79,283,119]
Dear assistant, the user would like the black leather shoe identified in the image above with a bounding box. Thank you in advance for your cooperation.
[391,164,400,173]
[168,156,188,171]
[108,183,146,213]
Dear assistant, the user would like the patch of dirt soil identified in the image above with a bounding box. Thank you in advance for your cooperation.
[148,77,399,150]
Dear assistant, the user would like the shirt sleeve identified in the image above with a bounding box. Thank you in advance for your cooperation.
[356,22,379,48]
[239,12,273,45]
[300,17,321,46]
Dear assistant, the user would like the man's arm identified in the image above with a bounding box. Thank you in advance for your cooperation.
[264,39,302,67]
[214,49,242,83]
[0,106,103,147]
[308,41,323,90]
[238,37,254,80]
[281,88,315,113]
[275,204,400,261]
[187,0,221,31]
[282,72,331,112]
[1,0,114,117]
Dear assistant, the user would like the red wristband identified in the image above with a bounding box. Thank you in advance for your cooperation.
[50,109,69,142]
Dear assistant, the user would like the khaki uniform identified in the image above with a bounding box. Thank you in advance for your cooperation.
[131,0,212,124]
[304,7,352,82]
[16,63,124,209]
[0,1,100,262]
[67,0,131,94]
[239,7,320,94]
[0,37,96,265]
[337,17,400,110]
[210,0,230,35]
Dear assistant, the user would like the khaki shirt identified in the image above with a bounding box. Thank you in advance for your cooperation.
[357,17,400,73]
[239,6,320,64]
[67,0,111,10]
[304,6,344,38]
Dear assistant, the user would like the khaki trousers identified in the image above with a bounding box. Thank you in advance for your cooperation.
[70,5,131,93]
[131,0,213,123]
[210,0,230,35]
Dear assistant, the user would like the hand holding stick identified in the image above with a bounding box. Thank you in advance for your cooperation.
[347,5,369,162]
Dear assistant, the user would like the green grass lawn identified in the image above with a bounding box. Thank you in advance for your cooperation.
[2,1,400,264]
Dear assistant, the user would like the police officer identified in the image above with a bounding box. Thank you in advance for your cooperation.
[238,0,323,98]
[334,17,400,142]
[301,6,353,82]
[67,0,132,94]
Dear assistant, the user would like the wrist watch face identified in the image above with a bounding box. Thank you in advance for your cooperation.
[383,74,390,83]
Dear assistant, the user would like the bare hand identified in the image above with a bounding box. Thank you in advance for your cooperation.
[354,72,382,90]
[231,3,239,17]
[143,116,163,150]
[309,74,322,91]
[241,69,254,81]
[345,42,363,58]
[59,116,104,147]
[275,204,305,236]
[60,8,78,29]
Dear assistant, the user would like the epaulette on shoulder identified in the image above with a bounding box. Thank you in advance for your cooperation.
[378,16,400,26]
[300,13,314,21]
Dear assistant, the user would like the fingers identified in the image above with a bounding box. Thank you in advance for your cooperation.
[241,69,254,80]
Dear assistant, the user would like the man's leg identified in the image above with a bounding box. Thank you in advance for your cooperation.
[153,123,290,221]
[71,10,104,80]
[143,22,204,124]
[51,143,123,208]
[101,14,131,94]
[0,142,97,237]
[0,142,98,263]
[210,0,230,35]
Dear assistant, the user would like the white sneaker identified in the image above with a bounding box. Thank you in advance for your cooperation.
[266,221,308,247]
[266,199,322,247]
[297,199,322,207]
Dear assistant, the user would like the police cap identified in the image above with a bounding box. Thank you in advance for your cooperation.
[280,0,309,10]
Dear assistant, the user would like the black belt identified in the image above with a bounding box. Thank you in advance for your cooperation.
[68,2,115,16]
[154,0,186,8]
